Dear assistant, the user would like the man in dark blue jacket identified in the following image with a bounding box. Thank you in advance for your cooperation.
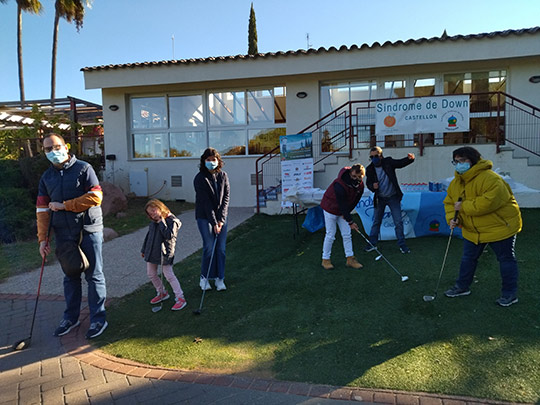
[37,133,107,339]
[365,146,415,253]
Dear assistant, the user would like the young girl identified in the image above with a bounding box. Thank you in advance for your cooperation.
[141,199,187,310]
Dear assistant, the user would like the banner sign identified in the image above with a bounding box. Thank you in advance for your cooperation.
[280,133,313,207]
[375,95,470,135]
[280,132,313,160]
[355,192,462,240]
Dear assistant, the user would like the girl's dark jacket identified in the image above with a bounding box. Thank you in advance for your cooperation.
[366,156,414,208]
[141,214,181,265]
[193,170,230,226]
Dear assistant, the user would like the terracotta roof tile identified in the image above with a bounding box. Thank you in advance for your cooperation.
[81,26,540,72]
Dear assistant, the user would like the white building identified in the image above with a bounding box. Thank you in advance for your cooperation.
[83,27,540,208]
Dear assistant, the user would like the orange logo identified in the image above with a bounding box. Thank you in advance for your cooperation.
[383,115,396,127]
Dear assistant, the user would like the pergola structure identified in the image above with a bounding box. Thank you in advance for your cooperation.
[0,96,102,131]
[0,97,103,158]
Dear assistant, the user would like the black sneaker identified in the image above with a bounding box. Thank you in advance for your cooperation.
[444,285,471,298]
[53,319,80,337]
[85,321,108,339]
[400,246,411,254]
[496,296,518,307]
[364,245,376,252]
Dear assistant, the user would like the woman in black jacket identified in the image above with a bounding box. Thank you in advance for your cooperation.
[194,148,230,291]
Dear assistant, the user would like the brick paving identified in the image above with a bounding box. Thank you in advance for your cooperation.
[0,208,533,404]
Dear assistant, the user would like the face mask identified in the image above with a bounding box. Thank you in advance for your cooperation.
[455,162,471,174]
[371,156,382,166]
[46,149,69,165]
[205,160,218,171]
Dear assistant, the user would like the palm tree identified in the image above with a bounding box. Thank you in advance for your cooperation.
[1,0,43,107]
[50,0,87,104]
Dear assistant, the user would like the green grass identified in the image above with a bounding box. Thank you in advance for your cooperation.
[0,198,195,282]
[94,209,540,403]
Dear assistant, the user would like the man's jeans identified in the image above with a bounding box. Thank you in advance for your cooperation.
[197,219,227,280]
[59,231,107,325]
[369,194,406,248]
[456,234,519,298]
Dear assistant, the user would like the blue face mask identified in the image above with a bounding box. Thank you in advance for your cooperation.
[371,156,382,166]
[46,149,69,165]
[455,162,471,174]
[205,160,218,171]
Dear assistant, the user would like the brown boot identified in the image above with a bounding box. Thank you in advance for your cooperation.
[346,256,363,269]
[321,259,334,270]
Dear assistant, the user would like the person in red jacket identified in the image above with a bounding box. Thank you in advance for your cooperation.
[320,164,365,270]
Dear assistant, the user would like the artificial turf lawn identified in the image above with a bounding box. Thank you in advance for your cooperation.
[94,209,540,403]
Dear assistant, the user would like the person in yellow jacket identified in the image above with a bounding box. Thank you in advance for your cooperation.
[443,146,522,307]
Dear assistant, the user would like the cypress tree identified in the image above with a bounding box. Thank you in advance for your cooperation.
[248,2,258,55]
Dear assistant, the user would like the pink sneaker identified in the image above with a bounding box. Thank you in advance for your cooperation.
[150,292,169,304]
[171,297,187,311]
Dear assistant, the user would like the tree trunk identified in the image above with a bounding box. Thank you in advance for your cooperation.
[51,12,60,106]
[17,5,25,107]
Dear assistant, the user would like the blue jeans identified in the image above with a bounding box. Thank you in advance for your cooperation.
[369,194,406,248]
[456,235,519,298]
[58,231,107,325]
[197,219,227,280]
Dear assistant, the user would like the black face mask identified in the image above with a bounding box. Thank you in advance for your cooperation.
[371,156,382,166]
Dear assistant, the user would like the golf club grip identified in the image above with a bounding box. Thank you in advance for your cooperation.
[453,197,463,221]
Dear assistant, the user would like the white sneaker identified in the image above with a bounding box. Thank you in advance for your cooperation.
[199,277,212,291]
[215,279,227,291]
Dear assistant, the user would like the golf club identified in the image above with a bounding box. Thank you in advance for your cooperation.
[12,214,53,351]
[423,198,462,302]
[354,228,409,282]
[193,235,218,315]
[151,249,166,313]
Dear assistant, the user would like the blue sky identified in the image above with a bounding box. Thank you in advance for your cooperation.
[1,0,539,105]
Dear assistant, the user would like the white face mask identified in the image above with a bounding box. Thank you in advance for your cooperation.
[205,160,218,170]
[46,149,69,165]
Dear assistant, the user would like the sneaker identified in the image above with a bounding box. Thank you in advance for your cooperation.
[444,285,471,298]
[150,291,170,304]
[400,246,411,254]
[85,321,108,339]
[215,279,227,291]
[364,245,376,252]
[200,277,212,291]
[171,297,187,311]
[496,296,518,307]
[53,319,80,337]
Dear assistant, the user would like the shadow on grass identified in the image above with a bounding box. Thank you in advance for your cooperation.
[94,210,540,403]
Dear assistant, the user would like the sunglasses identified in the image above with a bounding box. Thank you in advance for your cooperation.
[369,155,381,160]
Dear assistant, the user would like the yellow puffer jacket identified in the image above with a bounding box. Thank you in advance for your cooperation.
[444,159,522,244]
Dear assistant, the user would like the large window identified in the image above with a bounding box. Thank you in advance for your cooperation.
[130,87,286,159]
[443,70,507,144]
[320,81,377,116]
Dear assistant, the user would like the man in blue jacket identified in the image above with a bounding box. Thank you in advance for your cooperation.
[365,146,415,253]
[37,133,107,339]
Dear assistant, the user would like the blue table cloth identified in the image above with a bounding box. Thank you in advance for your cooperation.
[355,192,463,240]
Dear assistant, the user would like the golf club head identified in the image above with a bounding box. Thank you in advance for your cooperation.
[423,295,436,302]
[192,309,202,315]
[375,255,382,261]
[401,276,409,282]
[151,305,162,313]
[12,338,29,351]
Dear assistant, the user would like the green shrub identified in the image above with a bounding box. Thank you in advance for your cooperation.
[0,187,35,243]
[0,160,23,188]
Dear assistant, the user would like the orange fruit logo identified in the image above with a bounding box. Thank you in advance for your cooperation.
[384,115,396,127]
